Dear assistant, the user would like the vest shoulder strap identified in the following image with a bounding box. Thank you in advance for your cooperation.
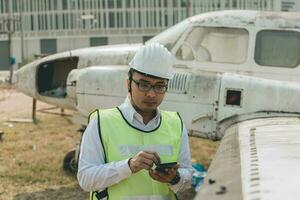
[87,109,109,200]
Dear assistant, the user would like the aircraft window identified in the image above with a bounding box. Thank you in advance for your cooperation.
[176,27,249,64]
[37,57,79,98]
[255,30,300,68]
[226,89,242,107]
[175,42,195,61]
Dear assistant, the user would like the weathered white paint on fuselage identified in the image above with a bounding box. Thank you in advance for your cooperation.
[71,66,300,139]
[71,43,142,69]
[195,117,300,200]
[170,10,300,83]
[190,10,300,28]
[14,44,142,109]
[14,10,300,130]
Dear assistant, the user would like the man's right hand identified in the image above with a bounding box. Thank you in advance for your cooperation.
[128,151,161,173]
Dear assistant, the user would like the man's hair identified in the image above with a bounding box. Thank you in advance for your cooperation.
[128,68,134,80]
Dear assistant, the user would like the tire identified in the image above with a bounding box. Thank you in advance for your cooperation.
[63,150,78,174]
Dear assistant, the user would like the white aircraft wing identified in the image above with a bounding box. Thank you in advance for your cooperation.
[195,117,300,200]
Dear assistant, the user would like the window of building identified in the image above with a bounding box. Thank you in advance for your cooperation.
[176,27,249,64]
[107,0,115,8]
[62,0,68,10]
[12,0,18,12]
[90,37,108,47]
[125,0,131,8]
[255,30,300,68]
[109,12,115,28]
[0,0,3,13]
[55,14,59,29]
[30,15,34,30]
[117,12,123,27]
[116,0,122,8]
[38,15,42,30]
[36,0,40,12]
[143,36,153,43]
[54,0,58,10]
[125,12,131,27]
[44,14,48,30]
[0,21,4,32]
[40,39,57,55]
[62,14,70,30]
[0,41,9,70]
[30,0,33,12]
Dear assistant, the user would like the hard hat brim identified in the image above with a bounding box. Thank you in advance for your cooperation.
[130,68,171,80]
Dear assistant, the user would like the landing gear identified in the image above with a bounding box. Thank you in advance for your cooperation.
[63,150,78,173]
[63,125,86,174]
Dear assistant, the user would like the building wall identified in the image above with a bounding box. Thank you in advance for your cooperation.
[57,37,89,52]
[0,0,296,70]
[282,0,300,11]
[0,0,281,34]
[10,37,39,68]
[108,36,143,45]
[4,34,143,70]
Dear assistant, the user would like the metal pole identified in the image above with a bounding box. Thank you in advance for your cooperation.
[20,0,24,66]
[6,0,13,84]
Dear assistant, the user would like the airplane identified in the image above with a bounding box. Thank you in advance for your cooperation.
[194,116,300,200]
[13,10,300,199]
[14,10,300,111]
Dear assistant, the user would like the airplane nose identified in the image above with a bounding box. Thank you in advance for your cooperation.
[14,62,37,98]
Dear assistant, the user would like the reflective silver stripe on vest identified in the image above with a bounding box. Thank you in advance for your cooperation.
[119,145,173,156]
[121,194,172,200]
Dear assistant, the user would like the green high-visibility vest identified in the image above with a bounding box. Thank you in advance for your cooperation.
[89,107,182,200]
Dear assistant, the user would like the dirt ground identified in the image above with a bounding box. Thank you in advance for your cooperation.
[0,85,219,200]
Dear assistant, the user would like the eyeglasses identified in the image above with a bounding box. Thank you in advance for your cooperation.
[131,79,168,94]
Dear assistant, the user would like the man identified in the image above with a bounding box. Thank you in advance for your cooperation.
[77,43,193,200]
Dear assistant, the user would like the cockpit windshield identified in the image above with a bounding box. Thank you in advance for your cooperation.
[146,19,190,50]
[175,26,249,64]
[255,30,300,68]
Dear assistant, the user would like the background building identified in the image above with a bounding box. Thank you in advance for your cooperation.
[0,0,298,70]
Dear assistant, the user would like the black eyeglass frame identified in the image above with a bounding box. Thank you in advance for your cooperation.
[131,78,168,94]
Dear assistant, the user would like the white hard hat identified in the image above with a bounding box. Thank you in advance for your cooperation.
[129,43,174,79]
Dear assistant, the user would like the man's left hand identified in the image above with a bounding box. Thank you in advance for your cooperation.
[149,164,179,183]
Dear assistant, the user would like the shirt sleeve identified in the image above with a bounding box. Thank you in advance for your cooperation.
[168,123,194,193]
[77,116,132,192]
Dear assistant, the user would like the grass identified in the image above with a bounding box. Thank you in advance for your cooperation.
[0,111,86,199]
[189,136,220,169]
[0,92,219,199]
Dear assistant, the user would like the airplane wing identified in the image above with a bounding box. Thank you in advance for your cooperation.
[195,116,300,200]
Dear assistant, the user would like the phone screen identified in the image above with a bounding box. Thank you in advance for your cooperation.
[155,162,177,173]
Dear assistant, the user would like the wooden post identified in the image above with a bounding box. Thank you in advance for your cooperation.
[61,108,65,115]
[32,98,37,123]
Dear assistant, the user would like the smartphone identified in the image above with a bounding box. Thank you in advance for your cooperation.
[155,162,177,173]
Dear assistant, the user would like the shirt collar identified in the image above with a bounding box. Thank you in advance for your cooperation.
[119,96,160,125]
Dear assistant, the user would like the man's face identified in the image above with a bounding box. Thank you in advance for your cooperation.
[127,72,168,113]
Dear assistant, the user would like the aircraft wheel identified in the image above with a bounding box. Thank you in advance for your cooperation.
[63,150,78,174]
